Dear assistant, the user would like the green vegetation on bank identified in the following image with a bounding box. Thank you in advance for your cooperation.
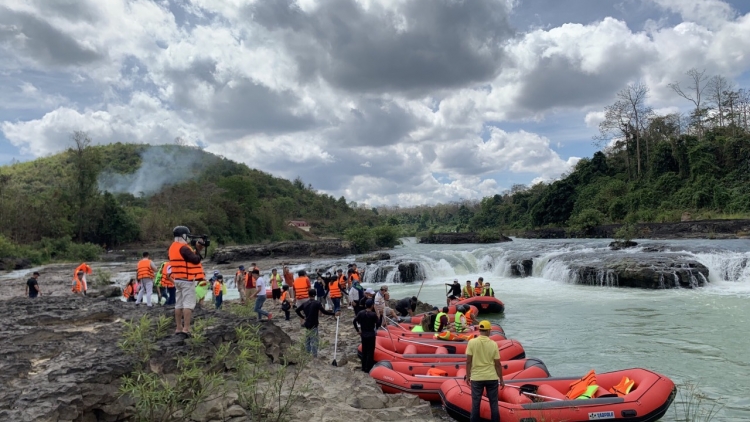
[380,74,750,235]
[0,136,391,262]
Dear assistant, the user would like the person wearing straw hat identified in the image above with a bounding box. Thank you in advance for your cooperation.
[466,320,504,422]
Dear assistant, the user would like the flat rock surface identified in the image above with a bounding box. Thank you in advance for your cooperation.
[0,264,442,422]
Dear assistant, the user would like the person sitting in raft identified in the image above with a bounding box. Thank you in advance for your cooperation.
[123,278,137,302]
[435,306,450,332]
[462,280,474,298]
[474,280,482,296]
[482,280,495,297]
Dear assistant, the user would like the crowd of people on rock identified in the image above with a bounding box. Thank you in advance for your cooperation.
[24,225,500,373]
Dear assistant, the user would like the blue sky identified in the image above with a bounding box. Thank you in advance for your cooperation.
[2,0,750,205]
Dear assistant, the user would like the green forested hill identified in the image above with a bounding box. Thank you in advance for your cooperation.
[380,116,750,236]
[0,140,390,262]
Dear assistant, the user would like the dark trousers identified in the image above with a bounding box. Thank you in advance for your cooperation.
[361,335,376,373]
[470,380,499,422]
[353,304,363,315]
[283,309,290,320]
[215,293,223,309]
[165,287,176,305]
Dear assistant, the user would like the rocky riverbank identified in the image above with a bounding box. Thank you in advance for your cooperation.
[212,240,357,263]
[419,232,512,244]
[521,219,750,240]
[0,291,442,422]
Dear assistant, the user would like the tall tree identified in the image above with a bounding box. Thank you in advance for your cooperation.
[596,83,653,178]
[669,68,710,138]
[69,131,101,242]
[707,75,732,128]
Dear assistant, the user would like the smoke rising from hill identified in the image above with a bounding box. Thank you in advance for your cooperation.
[98,146,207,196]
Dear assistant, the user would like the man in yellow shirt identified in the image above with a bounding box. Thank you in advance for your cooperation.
[466,320,504,422]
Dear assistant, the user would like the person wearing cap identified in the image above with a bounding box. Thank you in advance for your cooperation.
[353,298,379,372]
[446,279,461,305]
[466,320,504,422]
[235,265,249,304]
[395,296,418,317]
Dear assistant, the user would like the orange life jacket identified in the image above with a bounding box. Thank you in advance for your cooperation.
[246,274,256,289]
[464,309,475,325]
[72,274,83,293]
[236,271,249,287]
[213,281,222,296]
[426,368,449,377]
[123,284,134,299]
[609,376,635,397]
[337,275,347,291]
[280,291,289,302]
[168,242,205,281]
[74,263,93,276]
[136,259,155,280]
[293,276,311,299]
[435,331,471,341]
[350,272,360,282]
[160,270,175,288]
[329,278,342,299]
[474,285,482,296]
[566,370,597,399]
[283,272,294,286]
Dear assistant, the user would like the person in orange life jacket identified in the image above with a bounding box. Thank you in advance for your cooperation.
[279,285,292,320]
[249,269,272,321]
[295,288,337,357]
[213,275,224,309]
[474,280,482,296]
[282,266,294,287]
[326,271,344,314]
[26,271,42,298]
[168,225,205,337]
[269,268,283,303]
[235,265,248,304]
[353,298,379,373]
[245,271,258,306]
[466,320,504,422]
[123,278,137,302]
[446,279,461,305]
[292,270,312,308]
[72,263,92,295]
[336,269,350,308]
[135,252,158,307]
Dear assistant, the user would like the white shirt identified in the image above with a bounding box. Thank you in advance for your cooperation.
[255,276,267,296]
[374,292,385,311]
[349,286,360,302]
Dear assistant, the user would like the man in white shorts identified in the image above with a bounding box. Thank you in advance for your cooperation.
[167,226,205,337]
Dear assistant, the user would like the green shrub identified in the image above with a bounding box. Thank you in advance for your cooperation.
[567,209,606,234]
[344,226,375,253]
[614,223,638,241]
[371,225,400,248]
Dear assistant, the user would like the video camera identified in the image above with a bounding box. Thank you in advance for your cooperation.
[189,234,211,249]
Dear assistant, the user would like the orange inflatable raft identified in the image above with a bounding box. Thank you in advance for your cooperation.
[377,326,506,341]
[457,296,505,314]
[440,368,676,422]
[359,336,526,364]
[370,358,550,402]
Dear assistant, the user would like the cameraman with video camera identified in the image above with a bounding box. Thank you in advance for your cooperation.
[168,226,208,337]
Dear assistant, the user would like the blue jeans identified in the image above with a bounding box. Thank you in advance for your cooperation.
[165,287,176,305]
[254,295,269,320]
[305,327,319,357]
[331,297,341,314]
[215,293,223,309]
[470,380,499,422]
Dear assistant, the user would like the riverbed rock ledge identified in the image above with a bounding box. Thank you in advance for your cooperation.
[419,232,512,244]
[0,296,437,422]
[212,239,357,263]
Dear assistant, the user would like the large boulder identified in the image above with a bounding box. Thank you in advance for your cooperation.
[569,257,709,289]
[212,240,356,263]
[0,257,32,271]
[397,262,423,283]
